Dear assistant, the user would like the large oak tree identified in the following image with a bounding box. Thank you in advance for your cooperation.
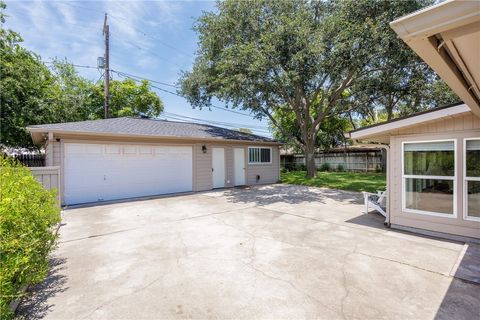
[179,0,435,177]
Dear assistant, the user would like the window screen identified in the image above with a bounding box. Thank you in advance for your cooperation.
[249,147,271,163]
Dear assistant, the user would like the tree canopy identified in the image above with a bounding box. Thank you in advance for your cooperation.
[180,0,449,177]
[0,3,164,148]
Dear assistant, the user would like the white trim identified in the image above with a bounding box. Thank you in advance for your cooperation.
[248,146,272,165]
[349,104,470,140]
[401,139,457,218]
[27,128,282,146]
[463,137,480,222]
[390,0,480,41]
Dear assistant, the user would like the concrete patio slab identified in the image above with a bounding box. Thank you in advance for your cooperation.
[18,184,480,320]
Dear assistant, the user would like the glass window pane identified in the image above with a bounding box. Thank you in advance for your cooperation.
[467,181,480,218]
[249,148,254,163]
[405,178,454,214]
[260,148,270,162]
[466,140,480,177]
[404,141,454,176]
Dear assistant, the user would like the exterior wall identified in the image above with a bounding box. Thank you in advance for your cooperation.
[45,140,61,167]
[194,143,280,191]
[388,113,480,239]
[49,134,280,202]
[193,143,213,191]
[247,147,280,185]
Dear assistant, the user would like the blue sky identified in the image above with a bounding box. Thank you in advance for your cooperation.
[3,0,271,136]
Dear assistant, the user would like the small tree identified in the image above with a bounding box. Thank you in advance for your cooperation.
[179,0,433,177]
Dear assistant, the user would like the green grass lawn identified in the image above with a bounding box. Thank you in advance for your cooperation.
[280,171,386,193]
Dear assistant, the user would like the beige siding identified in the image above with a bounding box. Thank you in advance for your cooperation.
[52,141,61,166]
[49,135,280,202]
[393,112,480,136]
[388,114,480,239]
[30,166,61,203]
[246,147,280,185]
[194,143,213,191]
[45,140,61,167]
[193,143,280,190]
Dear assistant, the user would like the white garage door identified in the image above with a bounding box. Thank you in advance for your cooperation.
[64,143,193,205]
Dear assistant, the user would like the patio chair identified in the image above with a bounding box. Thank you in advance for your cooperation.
[363,190,387,217]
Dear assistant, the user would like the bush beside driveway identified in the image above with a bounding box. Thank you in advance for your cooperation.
[17,184,479,320]
[0,158,61,319]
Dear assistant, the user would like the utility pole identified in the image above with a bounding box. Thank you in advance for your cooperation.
[103,13,110,119]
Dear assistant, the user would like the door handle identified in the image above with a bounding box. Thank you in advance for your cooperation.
[212,168,214,172]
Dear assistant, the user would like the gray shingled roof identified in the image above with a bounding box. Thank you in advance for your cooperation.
[28,117,277,143]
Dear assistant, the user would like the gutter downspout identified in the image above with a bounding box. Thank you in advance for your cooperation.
[349,141,391,227]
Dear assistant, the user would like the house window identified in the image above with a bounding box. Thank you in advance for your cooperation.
[248,147,271,164]
[403,140,456,216]
[465,139,480,221]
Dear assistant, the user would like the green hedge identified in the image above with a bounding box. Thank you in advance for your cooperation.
[0,158,61,319]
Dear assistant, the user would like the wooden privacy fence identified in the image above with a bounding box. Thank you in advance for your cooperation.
[30,166,61,203]
[6,153,46,167]
[283,150,385,172]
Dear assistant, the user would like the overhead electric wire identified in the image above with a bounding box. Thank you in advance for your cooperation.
[41,61,270,134]
[162,112,269,130]
[160,115,270,135]
[43,61,99,69]
[57,2,191,58]
[107,14,192,57]
[111,70,257,118]
[112,70,178,88]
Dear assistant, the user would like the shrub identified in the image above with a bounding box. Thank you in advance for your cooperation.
[319,163,330,172]
[0,158,61,319]
[337,164,345,172]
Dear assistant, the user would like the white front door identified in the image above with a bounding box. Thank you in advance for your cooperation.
[63,143,193,205]
[234,148,245,186]
[212,148,225,188]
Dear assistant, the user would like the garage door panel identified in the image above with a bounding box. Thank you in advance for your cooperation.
[64,143,193,205]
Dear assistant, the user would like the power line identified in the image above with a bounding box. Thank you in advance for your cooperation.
[160,115,270,135]
[111,70,256,118]
[109,33,185,69]
[112,70,177,88]
[42,61,263,123]
[107,13,192,57]
[162,112,270,132]
[43,61,98,69]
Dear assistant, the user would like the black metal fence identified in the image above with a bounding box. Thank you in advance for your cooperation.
[4,153,46,167]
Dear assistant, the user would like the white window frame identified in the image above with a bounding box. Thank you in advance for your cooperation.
[463,138,480,222]
[248,147,272,164]
[401,139,457,218]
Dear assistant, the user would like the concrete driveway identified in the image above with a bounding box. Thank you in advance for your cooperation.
[19,184,480,319]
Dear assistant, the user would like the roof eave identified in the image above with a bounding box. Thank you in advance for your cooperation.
[348,103,471,141]
[26,127,282,146]
[389,0,480,117]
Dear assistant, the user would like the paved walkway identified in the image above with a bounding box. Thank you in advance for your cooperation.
[18,184,480,319]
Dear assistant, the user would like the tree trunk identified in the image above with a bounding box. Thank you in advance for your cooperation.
[384,107,392,121]
[304,142,316,178]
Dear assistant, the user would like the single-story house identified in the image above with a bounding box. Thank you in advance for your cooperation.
[27,117,281,206]
[349,0,480,240]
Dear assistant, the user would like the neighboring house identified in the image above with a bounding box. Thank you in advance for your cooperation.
[27,117,281,205]
[349,0,480,240]
[281,146,385,172]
